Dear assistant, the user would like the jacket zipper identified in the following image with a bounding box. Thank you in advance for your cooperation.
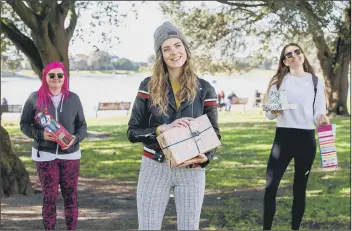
[149,114,152,127]
[55,106,59,155]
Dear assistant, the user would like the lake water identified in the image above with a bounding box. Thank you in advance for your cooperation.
[1,70,275,120]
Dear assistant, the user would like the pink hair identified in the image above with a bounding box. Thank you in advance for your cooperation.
[36,61,70,109]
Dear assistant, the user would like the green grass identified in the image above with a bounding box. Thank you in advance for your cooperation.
[3,113,350,230]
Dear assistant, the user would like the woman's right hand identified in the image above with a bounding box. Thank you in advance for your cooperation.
[270,110,282,115]
[43,131,56,142]
[159,117,194,133]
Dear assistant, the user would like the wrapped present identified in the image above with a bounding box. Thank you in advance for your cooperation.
[157,114,221,167]
[317,124,338,168]
[262,90,296,111]
[35,108,74,149]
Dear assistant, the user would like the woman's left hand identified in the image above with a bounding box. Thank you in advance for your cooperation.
[62,135,76,150]
[178,153,208,167]
[316,114,330,126]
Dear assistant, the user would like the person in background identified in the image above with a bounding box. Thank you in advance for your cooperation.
[253,90,263,108]
[217,89,225,111]
[226,91,237,111]
[2,97,8,106]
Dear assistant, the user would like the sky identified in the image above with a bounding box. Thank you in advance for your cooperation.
[68,2,168,62]
[68,1,229,63]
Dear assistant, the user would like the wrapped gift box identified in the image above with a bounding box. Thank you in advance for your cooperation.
[157,114,221,167]
[317,124,338,168]
[35,108,74,149]
[262,90,295,111]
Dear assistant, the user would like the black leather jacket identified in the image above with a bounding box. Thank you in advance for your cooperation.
[127,76,221,168]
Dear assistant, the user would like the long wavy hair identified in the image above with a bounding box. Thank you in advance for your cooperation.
[148,41,198,115]
[36,61,70,109]
[264,43,315,102]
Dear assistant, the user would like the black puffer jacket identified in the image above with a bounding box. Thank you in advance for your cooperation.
[127,76,221,168]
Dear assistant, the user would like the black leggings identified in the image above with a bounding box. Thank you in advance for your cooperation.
[263,127,316,230]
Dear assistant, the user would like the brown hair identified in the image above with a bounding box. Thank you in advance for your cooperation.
[148,42,198,115]
[264,43,315,102]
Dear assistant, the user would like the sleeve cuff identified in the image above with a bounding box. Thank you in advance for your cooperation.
[38,130,44,140]
[266,111,278,120]
[199,152,212,168]
[73,135,80,145]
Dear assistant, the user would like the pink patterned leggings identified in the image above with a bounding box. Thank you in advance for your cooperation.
[36,159,80,230]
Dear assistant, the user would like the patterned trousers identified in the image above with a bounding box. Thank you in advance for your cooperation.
[137,156,205,230]
[36,159,80,230]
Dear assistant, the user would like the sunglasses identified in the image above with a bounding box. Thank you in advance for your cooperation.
[48,73,64,79]
[285,49,302,58]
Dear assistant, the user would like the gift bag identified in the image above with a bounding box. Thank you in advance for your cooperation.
[35,108,74,149]
[317,124,338,168]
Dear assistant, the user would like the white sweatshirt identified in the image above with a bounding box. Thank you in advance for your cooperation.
[265,73,327,130]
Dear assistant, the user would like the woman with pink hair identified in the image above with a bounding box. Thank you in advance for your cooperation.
[20,61,87,230]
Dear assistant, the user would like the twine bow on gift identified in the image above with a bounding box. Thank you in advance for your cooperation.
[189,128,202,153]
[190,130,201,137]
[161,125,213,152]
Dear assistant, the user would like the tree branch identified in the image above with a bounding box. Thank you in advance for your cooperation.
[299,1,331,56]
[60,0,72,19]
[6,0,40,34]
[229,7,258,17]
[217,0,267,7]
[27,1,42,14]
[1,18,43,79]
[66,2,77,41]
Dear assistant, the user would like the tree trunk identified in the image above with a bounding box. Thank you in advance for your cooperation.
[0,125,32,198]
[0,1,78,199]
[337,55,350,116]
[306,3,350,116]
[31,29,70,81]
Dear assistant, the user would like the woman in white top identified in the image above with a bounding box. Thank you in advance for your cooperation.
[262,43,330,230]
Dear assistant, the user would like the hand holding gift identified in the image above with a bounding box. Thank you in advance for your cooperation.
[62,135,76,150]
[159,117,194,133]
[157,115,221,167]
[262,90,296,112]
[35,108,74,149]
[270,110,282,115]
[316,114,330,126]
[178,153,208,167]
[43,130,55,142]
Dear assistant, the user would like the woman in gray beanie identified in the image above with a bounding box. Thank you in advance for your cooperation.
[127,22,221,230]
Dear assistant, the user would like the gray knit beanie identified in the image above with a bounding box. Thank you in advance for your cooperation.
[153,21,188,54]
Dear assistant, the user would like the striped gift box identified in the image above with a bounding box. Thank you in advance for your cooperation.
[317,124,338,168]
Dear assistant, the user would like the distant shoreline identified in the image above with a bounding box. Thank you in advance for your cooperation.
[2,68,281,79]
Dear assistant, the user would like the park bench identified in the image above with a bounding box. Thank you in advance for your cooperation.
[96,102,131,117]
[232,97,248,112]
[0,105,22,115]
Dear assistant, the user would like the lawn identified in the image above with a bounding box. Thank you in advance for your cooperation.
[2,112,350,230]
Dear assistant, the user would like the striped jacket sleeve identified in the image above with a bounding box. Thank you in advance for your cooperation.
[199,83,221,168]
[126,78,157,143]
